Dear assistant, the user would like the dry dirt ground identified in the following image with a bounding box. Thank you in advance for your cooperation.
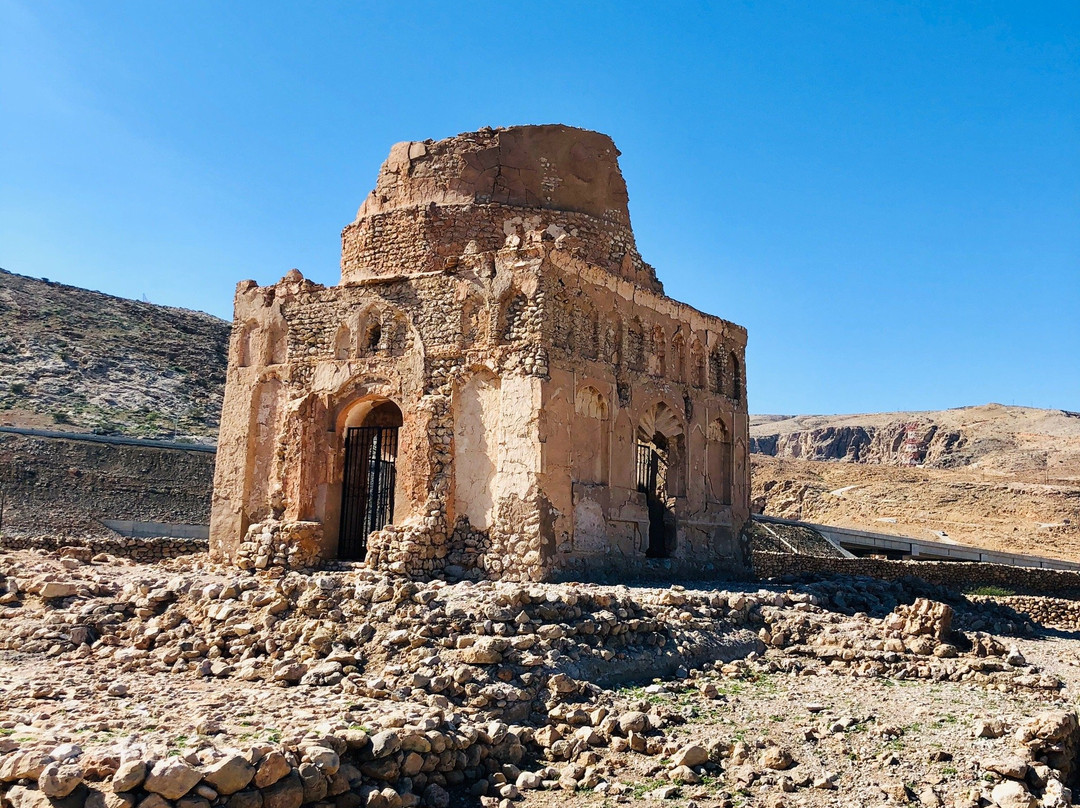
[4,549,1080,808]
[751,456,1080,563]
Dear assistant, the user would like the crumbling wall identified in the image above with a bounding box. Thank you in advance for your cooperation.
[752,551,1080,596]
[211,125,752,582]
[341,125,661,292]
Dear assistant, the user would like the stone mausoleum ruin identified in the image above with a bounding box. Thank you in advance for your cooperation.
[210,125,750,581]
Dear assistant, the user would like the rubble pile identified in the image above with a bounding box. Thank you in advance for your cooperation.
[1,550,1078,808]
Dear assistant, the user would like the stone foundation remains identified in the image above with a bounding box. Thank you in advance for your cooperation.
[210,125,751,581]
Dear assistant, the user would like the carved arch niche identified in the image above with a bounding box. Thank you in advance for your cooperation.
[708,416,734,505]
[263,320,287,366]
[236,321,257,368]
[333,312,360,360]
[573,385,609,485]
[689,340,706,389]
[670,332,685,383]
[460,293,488,348]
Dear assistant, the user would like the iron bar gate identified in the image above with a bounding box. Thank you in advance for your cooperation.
[339,426,398,560]
[635,442,667,498]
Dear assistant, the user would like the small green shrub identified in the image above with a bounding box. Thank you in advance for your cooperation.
[965,585,1016,597]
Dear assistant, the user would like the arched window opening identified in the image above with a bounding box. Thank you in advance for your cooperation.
[728,351,742,401]
[709,349,724,395]
[365,321,383,353]
[339,400,402,560]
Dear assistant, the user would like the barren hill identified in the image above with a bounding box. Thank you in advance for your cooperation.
[0,268,229,443]
[751,403,1080,476]
[750,404,1080,562]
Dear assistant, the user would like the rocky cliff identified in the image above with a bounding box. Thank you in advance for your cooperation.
[750,404,1080,472]
[0,268,229,442]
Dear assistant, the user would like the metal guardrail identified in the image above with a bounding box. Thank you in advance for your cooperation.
[754,513,1080,572]
[0,425,217,453]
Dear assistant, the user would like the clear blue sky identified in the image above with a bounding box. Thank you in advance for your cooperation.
[2,1,1077,415]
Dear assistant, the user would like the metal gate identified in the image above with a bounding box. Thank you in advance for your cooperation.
[636,441,674,558]
[339,426,398,560]
[635,442,667,498]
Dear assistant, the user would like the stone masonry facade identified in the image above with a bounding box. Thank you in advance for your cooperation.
[210,125,750,581]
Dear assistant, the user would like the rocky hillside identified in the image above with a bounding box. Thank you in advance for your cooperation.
[750,405,1080,561]
[0,268,229,443]
[751,404,1080,475]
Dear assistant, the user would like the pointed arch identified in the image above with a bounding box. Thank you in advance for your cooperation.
[574,385,609,484]
[709,348,724,395]
[708,417,734,505]
[264,321,287,365]
[635,400,685,557]
[728,350,742,401]
[334,317,356,360]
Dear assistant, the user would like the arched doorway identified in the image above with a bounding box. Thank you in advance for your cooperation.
[636,403,683,558]
[339,400,402,560]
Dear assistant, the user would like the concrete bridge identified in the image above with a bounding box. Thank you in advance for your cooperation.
[753,513,1080,572]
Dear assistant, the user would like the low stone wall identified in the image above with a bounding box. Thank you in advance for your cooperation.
[969,594,1080,632]
[752,551,1080,596]
[0,723,530,808]
[0,533,207,561]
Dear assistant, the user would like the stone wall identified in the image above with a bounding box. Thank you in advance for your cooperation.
[751,551,1080,596]
[0,534,207,561]
[0,431,213,539]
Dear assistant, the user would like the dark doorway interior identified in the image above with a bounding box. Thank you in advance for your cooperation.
[339,401,402,560]
[636,433,676,558]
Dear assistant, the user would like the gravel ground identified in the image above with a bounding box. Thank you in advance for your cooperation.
[3,549,1080,808]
